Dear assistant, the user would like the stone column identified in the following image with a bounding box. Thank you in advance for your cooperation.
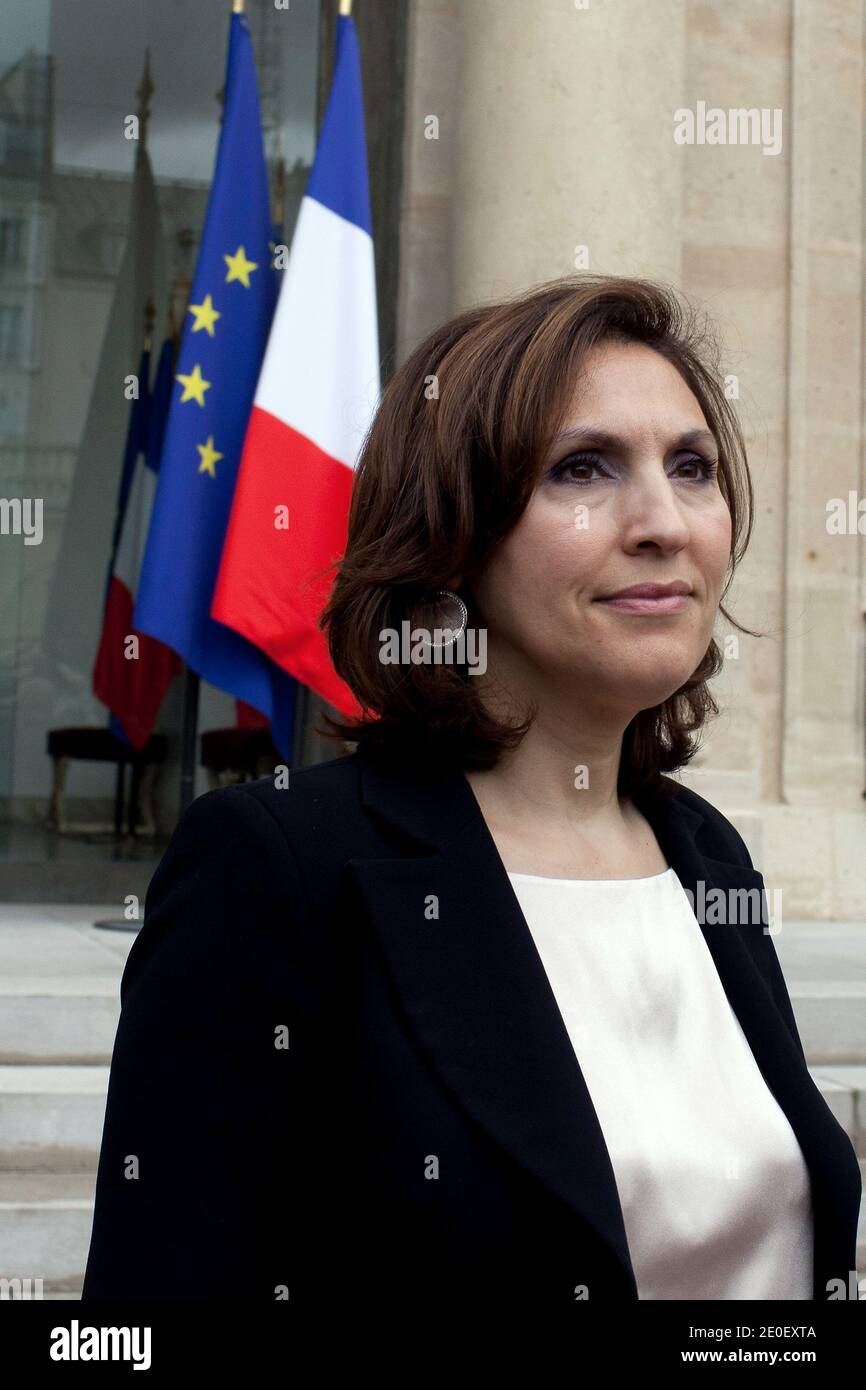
[772,0,866,915]
[450,0,687,301]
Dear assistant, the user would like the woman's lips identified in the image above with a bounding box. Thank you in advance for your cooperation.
[595,593,691,614]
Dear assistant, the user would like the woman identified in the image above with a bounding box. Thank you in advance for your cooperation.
[82,274,861,1307]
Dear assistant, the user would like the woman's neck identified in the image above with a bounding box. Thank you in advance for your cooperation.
[466,715,629,831]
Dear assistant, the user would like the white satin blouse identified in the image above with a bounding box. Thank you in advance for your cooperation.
[507,865,814,1300]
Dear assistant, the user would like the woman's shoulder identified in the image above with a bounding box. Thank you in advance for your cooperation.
[217,748,364,836]
[132,753,366,1002]
[180,749,362,836]
[157,750,369,903]
[656,774,757,871]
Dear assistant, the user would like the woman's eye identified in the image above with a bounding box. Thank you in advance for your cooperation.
[549,451,719,484]
[551,453,605,483]
[675,453,719,481]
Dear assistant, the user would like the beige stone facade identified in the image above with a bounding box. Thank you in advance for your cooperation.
[392,0,866,919]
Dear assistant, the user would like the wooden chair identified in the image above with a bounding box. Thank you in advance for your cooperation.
[45,727,168,835]
[199,726,284,788]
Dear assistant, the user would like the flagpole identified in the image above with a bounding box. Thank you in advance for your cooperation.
[177,10,248,816]
[176,669,199,815]
[292,0,352,768]
[177,0,240,816]
[290,0,349,771]
[184,1,248,815]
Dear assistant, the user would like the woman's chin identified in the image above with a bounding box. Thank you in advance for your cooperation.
[587,660,701,714]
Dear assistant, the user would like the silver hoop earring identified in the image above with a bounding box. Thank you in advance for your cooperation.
[417,588,468,648]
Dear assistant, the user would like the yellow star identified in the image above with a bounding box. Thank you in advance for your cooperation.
[187,294,221,336]
[175,362,210,406]
[196,435,223,477]
[224,245,258,287]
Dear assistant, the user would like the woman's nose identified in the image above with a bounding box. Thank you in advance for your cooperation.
[618,473,691,552]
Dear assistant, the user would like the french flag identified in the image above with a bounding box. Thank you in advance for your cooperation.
[93,335,182,748]
[211,11,378,717]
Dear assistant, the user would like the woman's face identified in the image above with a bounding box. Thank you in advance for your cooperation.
[466,340,733,722]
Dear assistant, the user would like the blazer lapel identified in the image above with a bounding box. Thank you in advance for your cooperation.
[348,748,639,1295]
[348,745,852,1299]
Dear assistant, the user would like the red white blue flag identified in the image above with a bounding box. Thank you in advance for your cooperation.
[92,337,182,748]
[211,12,378,716]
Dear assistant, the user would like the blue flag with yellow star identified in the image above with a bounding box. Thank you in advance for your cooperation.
[133,8,296,757]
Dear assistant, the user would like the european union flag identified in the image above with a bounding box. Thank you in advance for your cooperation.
[133,9,296,757]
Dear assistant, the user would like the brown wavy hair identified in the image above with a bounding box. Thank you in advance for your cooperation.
[318,273,755,793]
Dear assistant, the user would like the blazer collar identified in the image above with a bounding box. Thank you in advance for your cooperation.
[348,742,853,1300]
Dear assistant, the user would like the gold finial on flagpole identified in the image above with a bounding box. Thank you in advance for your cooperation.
[232,0,244,13]
[339,0,352,15]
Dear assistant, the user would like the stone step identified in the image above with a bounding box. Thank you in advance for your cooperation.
[0,1151,862,1302]
[0,1066,108,1170]
[0,1061,863,1173]
[4,984,859,1067]
[0,908,132,1065]
[774,920,866,1065]
[0,989,120,1066]
[1,912,863,1066]
[5,984,861,1067]
[0,1172,93,1295]
[788,986,866,1065]
[5,992,862,1066]
[807,1065,866,1156]
[0,1169,861,1301]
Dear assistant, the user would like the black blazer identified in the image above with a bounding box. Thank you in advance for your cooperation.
[82,742,862,1307]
